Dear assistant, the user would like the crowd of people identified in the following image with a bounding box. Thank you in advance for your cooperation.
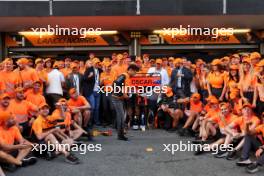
[0,51,263,175]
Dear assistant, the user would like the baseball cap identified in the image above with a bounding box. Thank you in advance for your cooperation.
[156,59,162,64]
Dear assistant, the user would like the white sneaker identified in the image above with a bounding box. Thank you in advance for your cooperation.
[132,125,139,130]
[140,125,146,131]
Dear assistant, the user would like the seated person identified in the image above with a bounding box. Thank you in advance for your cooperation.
[32,103,79,164]
[218,103,260,159]
[48,98,87,141]
[236,112,264,174]
[179,93,203,136]
[67,88,91,130]
[156,86,183,131]
[0,112,36,171]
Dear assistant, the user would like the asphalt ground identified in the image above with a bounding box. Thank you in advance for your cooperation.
[7,129,263,176]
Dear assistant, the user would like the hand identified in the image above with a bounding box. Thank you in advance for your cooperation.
[219,96,223,102]
[256,148,263,158]
[252,103,256,109]
[88,72,94,78]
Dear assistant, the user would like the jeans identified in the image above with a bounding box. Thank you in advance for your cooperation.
[241,135,264,165]
[87,91,101,125]
[112,97,126,135]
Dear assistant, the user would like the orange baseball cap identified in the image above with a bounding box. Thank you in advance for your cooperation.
[92,58,100,64]
[242,57,251,64]
[250,52,261,60]
[35,58,43,65]
[211,59,222,66]
[165,86,173,97]
[53,61,60,68]
[242,103,252,109]
[17,58,29,65]
[44,58,52,63]
[69,88,77,95]
[0,112,13,126]
[15,87,24,93]
[3,58,13,64]
[168,57,174,61]
[0,93,10,99]
[191,93,201,99]
[257,59,264,67]
[39,103,50,109]
[156,59,162,64]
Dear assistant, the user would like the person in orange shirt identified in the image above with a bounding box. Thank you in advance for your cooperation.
[250,52,261,73]
[111,54,128,77]
[31,103,80,164]
[14,58,39,92]
[0,94,13,124]
[67,88,91,131]
[60,58,72,78]
[100,62,116,126]
[0,58,18,97]
[25,81,46,108]
[0,112,36,168]
[207,59,227,101]
[9,87,38,136]
[226,64,240,100]
[35,58,48,93]
[236,112,264,173]
[222,103,260,159]
[239,57,256,104]
[179,93,203,136]
[49,98,86,141]
[195,102,238,155]
[141,54,151,73]
[253,59,264,116]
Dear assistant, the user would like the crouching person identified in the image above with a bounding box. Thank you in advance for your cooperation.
[156,86,183,131]
[31,103,79,164]
[0,112,37,172]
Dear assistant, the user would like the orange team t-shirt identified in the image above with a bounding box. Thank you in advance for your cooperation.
[0,106,13,127]
[256,83,264,102]
[227,79,239,93]
[0,126,22,145]
[210,114,238,129]
[0,71,19,97]
[239,73,257,92]
[111,64,128,77]
[26,91,46,107]
[48,109,72,127]
[60,68,72,78]
[207,72,226,89]
[32,115,54,135]
[14,68,39,87]
[9,99,38,124]
[68,95,89,108]
[36,70,48,93]
[205,108,220,120]
[141,64,151,73]
[204,103,211,113]
[232,115,260,132]
[190,100,203,113]
[100,72,116,92]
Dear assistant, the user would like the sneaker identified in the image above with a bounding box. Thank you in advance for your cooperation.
[178,128,186,136]
[246,162,259,174]
[214,150,228,158]
[140,125,146,131]
[132,125,139,130]
[226,150,238,160]
[65,154,79,165]
[236,158,252,166]
[118,135,128,141]
[1,164,17,172]
[22,156,37,167]
[194,147,205,155]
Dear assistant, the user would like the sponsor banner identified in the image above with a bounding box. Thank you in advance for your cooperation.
[131,75,161,87]
[140,34,241,45]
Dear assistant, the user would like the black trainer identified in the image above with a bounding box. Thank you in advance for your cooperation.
[226,150,238,160]
[65,153,79,165]
[214,150,228,158]
[118,135,128,141]
[21,156,37,167]
[246,162,259,174]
